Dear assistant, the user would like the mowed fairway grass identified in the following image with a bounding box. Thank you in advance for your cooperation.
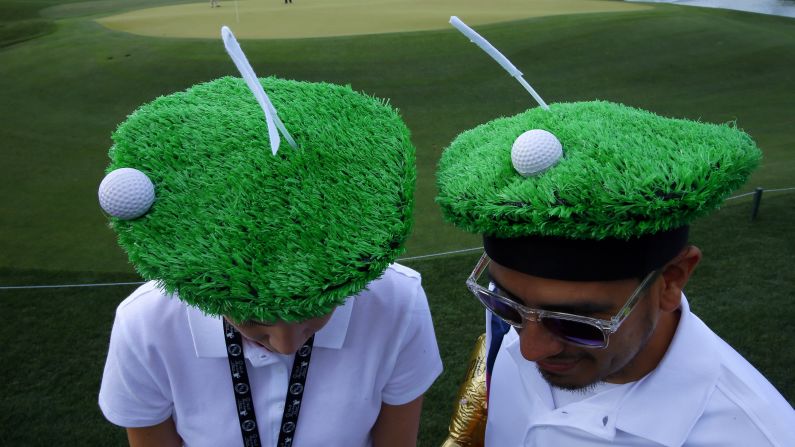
[1,0,794,445]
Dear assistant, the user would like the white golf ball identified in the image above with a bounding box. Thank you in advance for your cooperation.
[511,129,563,176]
[98,168,155,220]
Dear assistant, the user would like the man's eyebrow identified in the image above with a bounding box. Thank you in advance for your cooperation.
[488,274,614,315]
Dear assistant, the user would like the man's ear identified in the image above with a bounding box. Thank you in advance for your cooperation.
[659,245,702,312]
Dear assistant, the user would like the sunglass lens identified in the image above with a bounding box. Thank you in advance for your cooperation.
[475,290,523,326]
[542,318,605,347]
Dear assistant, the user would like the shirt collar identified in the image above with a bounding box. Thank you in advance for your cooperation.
[614,294,722,447]
[187,296,355,359]
[505,294,722,446]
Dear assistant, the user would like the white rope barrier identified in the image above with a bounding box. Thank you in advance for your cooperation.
[725,187,795,201]
[0,281,146,290]
[2,188,792,291]
[0,248,486,291]
[398,247,483,261]
[765,187,795,193]
[724,191,756,201]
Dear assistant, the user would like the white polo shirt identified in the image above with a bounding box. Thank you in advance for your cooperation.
[485,295,795,446]
[99,264,442,447]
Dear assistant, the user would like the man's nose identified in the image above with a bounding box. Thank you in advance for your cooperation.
[518,319,565,362]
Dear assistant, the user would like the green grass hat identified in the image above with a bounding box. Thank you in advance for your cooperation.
[102,76,415,322]
[436,101,760,280]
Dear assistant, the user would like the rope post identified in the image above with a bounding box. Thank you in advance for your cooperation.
[751,187,764,221]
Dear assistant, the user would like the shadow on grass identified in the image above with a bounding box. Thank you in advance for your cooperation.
[0,19,56,48]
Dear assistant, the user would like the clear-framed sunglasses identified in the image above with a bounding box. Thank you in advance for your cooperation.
[467,253,660,349]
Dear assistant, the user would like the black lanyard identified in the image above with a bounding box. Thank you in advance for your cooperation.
[223,319,315,447]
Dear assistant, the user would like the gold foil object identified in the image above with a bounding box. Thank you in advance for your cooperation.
[441,333,487,447]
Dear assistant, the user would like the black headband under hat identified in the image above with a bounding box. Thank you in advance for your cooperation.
[483,226,689,281]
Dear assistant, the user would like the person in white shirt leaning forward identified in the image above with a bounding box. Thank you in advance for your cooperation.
[96,73,441,445]
[437,101,794,446]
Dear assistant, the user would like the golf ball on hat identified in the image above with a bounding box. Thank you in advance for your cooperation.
[511,129,563,176]
[98,168,155,220]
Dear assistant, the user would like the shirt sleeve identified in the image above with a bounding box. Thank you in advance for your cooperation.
[380,280,443,406]
[98,302,174,428]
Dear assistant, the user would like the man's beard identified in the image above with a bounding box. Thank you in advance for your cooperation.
[539,313,656,391]
[537,353,596,391]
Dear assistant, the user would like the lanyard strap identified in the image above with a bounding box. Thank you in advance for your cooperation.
[277,334,314,447]
[224,319,263,447]
[223,319,315,447]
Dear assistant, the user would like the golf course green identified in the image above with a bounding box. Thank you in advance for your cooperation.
[97,0,651,39]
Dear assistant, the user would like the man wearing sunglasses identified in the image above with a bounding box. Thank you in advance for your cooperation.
[437,101,794,446]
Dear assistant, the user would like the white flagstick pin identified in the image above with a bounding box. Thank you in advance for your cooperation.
[221,26,297,155]
[449,16,549,110]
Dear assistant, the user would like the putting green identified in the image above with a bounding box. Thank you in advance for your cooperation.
[97,0,651,39]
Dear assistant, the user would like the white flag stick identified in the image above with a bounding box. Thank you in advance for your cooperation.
[449,16,549,110]
[221,26,297,155]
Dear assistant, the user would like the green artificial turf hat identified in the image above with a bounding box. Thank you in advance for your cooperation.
[103,76,415,323]
[437,101,761,280]
[437,100,760,240]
